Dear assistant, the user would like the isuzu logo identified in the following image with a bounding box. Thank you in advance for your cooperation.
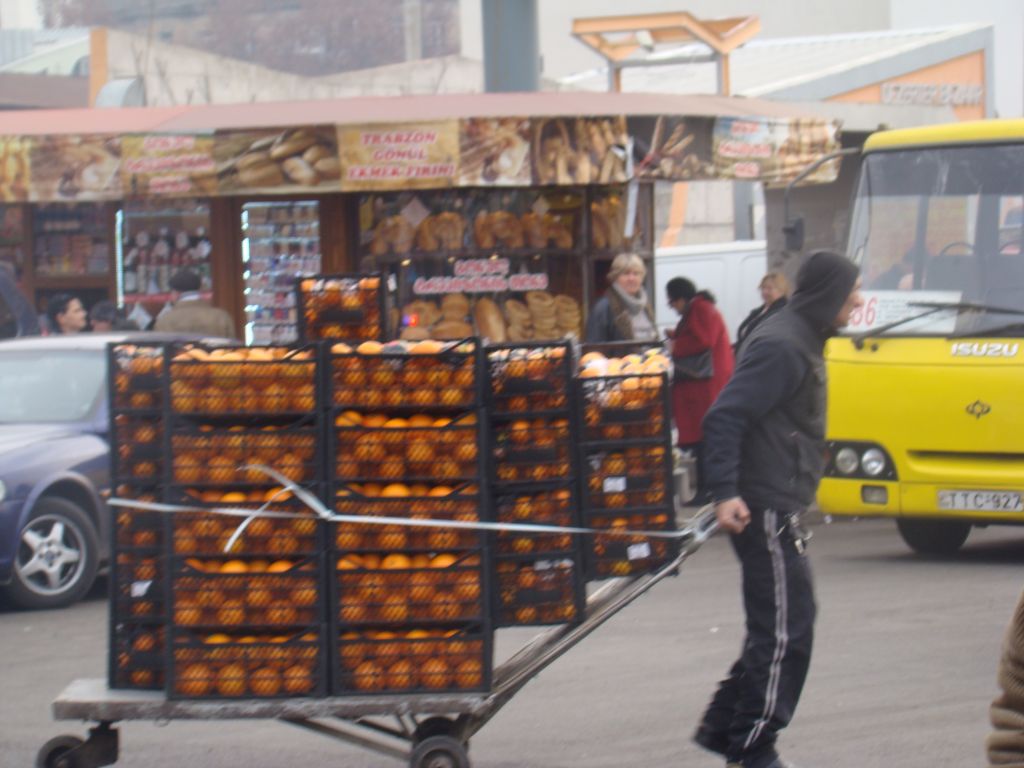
[966,400,992,419]
[950,342,1019,357]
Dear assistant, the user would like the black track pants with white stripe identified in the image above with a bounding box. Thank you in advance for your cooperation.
[698,508,816,768]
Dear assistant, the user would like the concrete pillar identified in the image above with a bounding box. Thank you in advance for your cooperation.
[403,0,423,62]
[482,0,540,93]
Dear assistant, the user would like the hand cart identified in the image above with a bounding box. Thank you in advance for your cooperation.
[38,508,717,768]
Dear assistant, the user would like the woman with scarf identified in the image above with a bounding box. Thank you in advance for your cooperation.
[666,277,734,503]
[585,253,658,343]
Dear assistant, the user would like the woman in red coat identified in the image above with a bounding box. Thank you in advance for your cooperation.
[666,277,735,502]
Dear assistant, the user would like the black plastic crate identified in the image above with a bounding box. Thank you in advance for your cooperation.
[330,412,482,486]
[326,339,481,411]
[167,497,324,558]
[332,486,483,553]
[494,557,585,626]
[167,343,320,418]
[170,556,323,631]
[585,512,679,579]
[334,625,491,695]
[112,505,163,551]
[491,416,574,486]
[576,371,670,445]
[108,341,167,415]
[485,342,574,416]
[492,486,577,557]
[169,627,326,699]
[111,550,166,623]
[109,622,166,691]
[168,417,320,488]
[332,550,485,628]
[110,413,165,484]
[296,273,387,343]
[581,445,673,515]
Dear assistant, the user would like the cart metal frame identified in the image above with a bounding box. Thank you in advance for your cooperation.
[40,509,716,768]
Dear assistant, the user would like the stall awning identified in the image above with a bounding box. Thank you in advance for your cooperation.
[0,91,841,202]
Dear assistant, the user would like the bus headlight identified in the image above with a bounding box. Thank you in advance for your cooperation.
[861,448,887,477]
[834,448,860,475]
[826,441,897,480]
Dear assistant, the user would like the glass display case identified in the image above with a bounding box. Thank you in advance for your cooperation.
[117,200,213,307]
[33,203,112,278]
[241,200,321,345]
[356,185,653,343]
[357,187,586,342]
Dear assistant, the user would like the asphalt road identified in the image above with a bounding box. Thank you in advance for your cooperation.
[2,517,1023,768]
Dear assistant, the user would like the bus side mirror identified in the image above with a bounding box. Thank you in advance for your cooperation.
[783,216,804,252]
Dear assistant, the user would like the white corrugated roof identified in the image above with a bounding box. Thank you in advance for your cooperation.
[0,28,88,68]
[560,25,990,98]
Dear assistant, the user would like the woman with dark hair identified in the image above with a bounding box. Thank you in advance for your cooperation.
[46,293,87,335]
[666,277,734,501]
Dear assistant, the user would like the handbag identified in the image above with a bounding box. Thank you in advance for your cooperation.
[673,349,714,380]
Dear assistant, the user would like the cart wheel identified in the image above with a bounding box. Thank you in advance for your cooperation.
[410,735,470,768]
[36,735,84,768]
[413,716,458,742]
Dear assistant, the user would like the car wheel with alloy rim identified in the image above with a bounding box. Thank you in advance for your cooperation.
[5,497,99,609]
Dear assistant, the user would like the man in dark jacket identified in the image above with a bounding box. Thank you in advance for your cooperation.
[693,250,862,768]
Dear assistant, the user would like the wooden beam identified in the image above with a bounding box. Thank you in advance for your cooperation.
[572,12,701,36]
[718,53,731,96]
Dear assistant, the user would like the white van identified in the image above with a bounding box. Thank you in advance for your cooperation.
[652,240,767,342]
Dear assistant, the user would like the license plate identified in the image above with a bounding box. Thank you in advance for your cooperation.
[938,490,1023,512]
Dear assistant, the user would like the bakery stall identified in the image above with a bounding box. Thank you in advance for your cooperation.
[0,93,841,339]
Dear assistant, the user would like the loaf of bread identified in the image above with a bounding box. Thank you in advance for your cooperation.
[431,319,474,340]
[313,157,340,180]
[281,156,318,186]
[473,297,507,343]
[371,215,416,256]
[270,129,318,160]
[441,292,471,321]
[238,162,285,188]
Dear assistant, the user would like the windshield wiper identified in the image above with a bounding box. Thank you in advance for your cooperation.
[852,301,1024,348]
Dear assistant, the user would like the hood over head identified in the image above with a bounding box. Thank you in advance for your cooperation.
[788,250,859,337]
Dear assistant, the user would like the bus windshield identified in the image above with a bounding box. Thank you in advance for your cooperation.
[845,144,1024,338]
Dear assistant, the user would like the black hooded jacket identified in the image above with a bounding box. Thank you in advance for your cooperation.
[702,251,860,510]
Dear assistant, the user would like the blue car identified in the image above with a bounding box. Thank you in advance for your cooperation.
[0,332,227,609]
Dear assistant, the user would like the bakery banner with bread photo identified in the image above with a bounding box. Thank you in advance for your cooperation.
[531,116,629,186]
[121,133,217,198]
[630,116,715,181]
[458,117,532,186]
[590,187,651,255]
[712,116,840,185]
[339,120,460,192]
[29,135,123,202]
[214,125,341,194]
[0,137,31,202]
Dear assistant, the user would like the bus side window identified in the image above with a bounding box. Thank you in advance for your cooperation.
[984,255,1024,307]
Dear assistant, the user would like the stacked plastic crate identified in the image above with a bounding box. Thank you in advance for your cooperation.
[162,343,327,699]
[576,353,678,579]
[485,343,586,626]
[295,273,387,343]
[325,339,491,694]
[107,342,170,691]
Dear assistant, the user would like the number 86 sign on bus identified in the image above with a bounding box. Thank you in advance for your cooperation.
[842,290,962,336]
